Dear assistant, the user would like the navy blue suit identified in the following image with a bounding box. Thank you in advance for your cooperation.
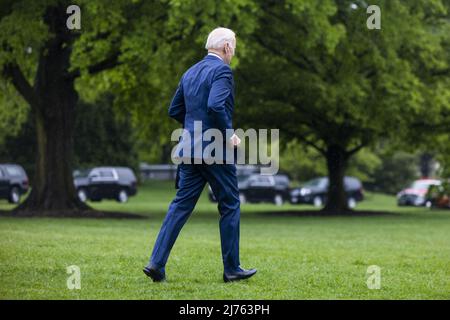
[147,55,241,274]
[171,54,235,162]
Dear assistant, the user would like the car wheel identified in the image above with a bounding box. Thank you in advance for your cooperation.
[77,188,88,203]
[8,187,20,204]
[239,194,246,204]
[117,189,129,203]
[313,196,323,207]
[348,197,356,209]
[274,194,283,206]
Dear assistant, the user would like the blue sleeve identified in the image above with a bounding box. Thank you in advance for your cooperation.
[207,65,233,130]
[168,79,186,124]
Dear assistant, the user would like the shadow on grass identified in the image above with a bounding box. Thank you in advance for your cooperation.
[251,209,450,222]
[254,209,402,218]
[0,209,145,219]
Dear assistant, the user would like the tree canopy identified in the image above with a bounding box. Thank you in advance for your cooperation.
[0,0,449,214]
[235,0,450,210]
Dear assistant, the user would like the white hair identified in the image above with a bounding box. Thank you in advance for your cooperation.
[205,27,236,51]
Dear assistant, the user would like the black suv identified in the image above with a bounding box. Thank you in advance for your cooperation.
[290,176,364,208]
[0,164,29,204]
[74,167,138,203]
[209,173,290,205]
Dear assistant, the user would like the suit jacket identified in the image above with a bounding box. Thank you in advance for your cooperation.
[169,54,235,162]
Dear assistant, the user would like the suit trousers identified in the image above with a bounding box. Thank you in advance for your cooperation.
[148,163,241,273]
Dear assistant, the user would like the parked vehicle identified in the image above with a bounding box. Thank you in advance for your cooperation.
[425,180,450,209]
[290,176,364,208]
[397,179,441,207]
[0,164,29,204]
[208,173,290,205]
[74,167,138,203]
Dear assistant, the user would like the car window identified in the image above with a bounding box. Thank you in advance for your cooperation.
[248,176,258,184]
[89,169,117,180]
[258,177,271,184]
[249,176,271,187]
[304,178,325,188]
[118,169,136,181]
[99,170,115,178]
[5,166,22,177]
[249,176,273,187]
[89,170,99,178]
[274,175,287,183]
[344,177,361,190]
[73,169,90,178]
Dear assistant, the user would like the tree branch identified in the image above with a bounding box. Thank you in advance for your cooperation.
[431,68,450,77]
[2,63,39,108]
[67,51,121,79]
[252,34,318,74]
[411,120,450,133]
[87,52,122,74]
[347,142,366,156]
[284,127,327,155]
[299,135,327,155]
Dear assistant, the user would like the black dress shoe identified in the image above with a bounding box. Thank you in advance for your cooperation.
[223,268,257,283]
[143,266,166,282]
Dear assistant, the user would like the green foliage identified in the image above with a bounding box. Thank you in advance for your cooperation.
[426,181,450,208]
[236,0,450,159]
[0,95,138,181]
[0,0,259,163]
[280,138,424,195]
[0,81,28,144]
[347,148,382,183]
[435,134,450,177]
[281,140,383,185]
[71,0,259,155]
[0,0,48,74]
[279,140,327,182]
[371,151,419,194]
[73,95,138,170]
[0,112,35,180]
[1,0,448,202]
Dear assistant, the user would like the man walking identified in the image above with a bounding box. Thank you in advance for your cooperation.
[143,27,256,283]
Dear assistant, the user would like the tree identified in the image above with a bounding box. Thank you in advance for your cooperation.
[0,94,138,182]
[73,95,138,170]
[0,0,256,213]
[279,140,327,183]
[280,139,382,187]
[236,0,450,212]
[370,151,419,194]
[1,1,162,212]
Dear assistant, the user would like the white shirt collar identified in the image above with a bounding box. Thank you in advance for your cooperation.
[208,52,223,61]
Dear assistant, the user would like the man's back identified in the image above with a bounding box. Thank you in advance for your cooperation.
[169,55,234,132]
[169,54,235,160]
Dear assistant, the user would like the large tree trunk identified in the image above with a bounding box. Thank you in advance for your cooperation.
[322,145,350,213]
[15,5,87,213]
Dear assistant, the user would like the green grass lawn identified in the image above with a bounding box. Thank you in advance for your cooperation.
[1,181,449,299]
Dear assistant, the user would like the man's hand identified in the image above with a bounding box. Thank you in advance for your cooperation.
[230,133,241,147]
